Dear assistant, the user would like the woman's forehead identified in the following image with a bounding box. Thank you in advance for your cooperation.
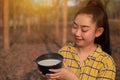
[75,14,95,24]
[76,14,93,19]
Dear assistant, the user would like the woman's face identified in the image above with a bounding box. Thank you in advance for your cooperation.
[72,14,101,47]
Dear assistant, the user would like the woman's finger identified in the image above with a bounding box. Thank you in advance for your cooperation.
[49,68,61,73]
[38,71,47,78]
[46,73,60,79]
[63,61,67,68]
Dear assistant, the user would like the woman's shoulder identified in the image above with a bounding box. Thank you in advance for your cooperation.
[58,42,76,54]
[95,45,113,61]
[96,49,116,68]
[93,45,116,67]
[101,52,115,65]
[98,50,114,62]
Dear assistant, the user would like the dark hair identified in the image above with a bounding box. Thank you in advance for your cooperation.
[74,0,111,55]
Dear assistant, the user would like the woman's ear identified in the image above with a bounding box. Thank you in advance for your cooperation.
[95,27,104,37]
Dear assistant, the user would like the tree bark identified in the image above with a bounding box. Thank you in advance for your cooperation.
[3,0,10,50]
[26,6,31,36]
[13,0,17,30]
[62,0,68,45]
[55,0,60,40]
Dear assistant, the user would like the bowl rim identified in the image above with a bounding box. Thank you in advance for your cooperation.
[35,53,64,66]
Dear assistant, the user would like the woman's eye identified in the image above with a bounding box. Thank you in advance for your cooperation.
[72,25,77,29]
[82,27,89,32]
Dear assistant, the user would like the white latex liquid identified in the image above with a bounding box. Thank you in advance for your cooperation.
[38,59,61,66]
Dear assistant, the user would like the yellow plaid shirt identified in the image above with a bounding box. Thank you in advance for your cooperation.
[58,43,116,80]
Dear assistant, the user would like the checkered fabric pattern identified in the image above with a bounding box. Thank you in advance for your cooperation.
[58,43,116,80]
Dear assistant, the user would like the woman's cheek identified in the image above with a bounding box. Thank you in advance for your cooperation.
[72,29,75,35]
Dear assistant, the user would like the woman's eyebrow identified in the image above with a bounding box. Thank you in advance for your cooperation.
[81,25,89,28]
[73,21,78,26]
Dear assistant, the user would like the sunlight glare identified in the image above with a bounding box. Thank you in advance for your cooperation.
[34,0,40,3]
[31,0,40,5]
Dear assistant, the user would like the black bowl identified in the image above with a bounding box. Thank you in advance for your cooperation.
[35,53,63,75]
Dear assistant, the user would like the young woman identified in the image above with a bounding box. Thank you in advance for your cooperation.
[45,0,116,80]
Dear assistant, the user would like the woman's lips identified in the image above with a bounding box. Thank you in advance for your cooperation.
[75,38,83,43]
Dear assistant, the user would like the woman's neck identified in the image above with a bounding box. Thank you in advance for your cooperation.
[77,43,97,55]
[76,44,97,63]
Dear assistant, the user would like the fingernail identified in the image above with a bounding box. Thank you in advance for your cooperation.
[49,69,52,71]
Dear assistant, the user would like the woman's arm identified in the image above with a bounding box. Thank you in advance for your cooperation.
[46,68,79,80]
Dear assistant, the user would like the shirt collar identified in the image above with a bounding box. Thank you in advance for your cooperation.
[87,45,103,60]
[68,43,103,60]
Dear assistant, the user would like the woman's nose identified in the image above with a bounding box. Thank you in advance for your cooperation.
[75,29,82,36]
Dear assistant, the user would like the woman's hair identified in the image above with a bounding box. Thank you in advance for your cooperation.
[74,0,111,55]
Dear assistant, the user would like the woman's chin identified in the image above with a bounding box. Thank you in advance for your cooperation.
[75,42,84,47]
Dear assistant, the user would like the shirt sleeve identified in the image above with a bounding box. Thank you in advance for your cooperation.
[97,56,116,80]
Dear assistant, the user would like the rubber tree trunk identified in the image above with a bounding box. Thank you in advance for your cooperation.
[55,0,60,40]
[3,0,10,50]
[62,0,68,45]
[26,3,31,36]
[13,0,17,30]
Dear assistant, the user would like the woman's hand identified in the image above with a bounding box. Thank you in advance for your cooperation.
[46,62,79,80]
[38,71,48,80]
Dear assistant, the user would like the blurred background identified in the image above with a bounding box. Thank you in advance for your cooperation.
[0,0,120,80]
